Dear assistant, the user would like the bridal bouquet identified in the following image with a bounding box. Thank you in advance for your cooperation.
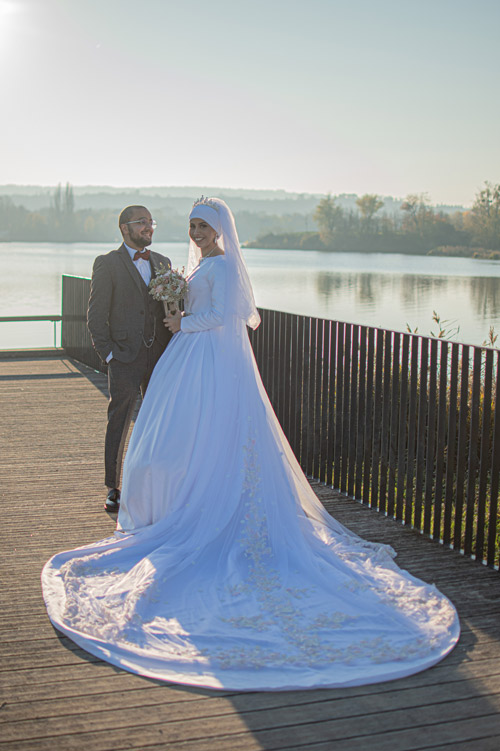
[149,264,188,315]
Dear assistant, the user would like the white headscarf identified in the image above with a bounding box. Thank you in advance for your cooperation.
[188,203,222,240]
[188,197,260,330]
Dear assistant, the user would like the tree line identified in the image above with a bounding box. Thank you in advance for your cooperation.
[0,183,115,242]
[1,182,499,257]
[0,183,314,244]
[251,183,500,258]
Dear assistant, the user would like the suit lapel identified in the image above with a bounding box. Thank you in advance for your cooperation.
[118,244,148,294]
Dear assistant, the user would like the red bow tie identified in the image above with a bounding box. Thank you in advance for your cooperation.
[133,249,151,261]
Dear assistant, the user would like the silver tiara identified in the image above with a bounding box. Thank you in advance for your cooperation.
[192,195,220,212]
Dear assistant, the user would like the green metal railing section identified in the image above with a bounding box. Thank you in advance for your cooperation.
[0,315,62,347]
[61,276,500,569]
[61,275,104,373]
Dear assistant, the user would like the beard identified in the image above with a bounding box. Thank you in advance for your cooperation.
[128,227,152,249]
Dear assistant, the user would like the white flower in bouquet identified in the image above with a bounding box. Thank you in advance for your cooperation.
[149,264,188,314]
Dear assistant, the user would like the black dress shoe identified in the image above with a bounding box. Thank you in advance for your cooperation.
[104,488,120,512]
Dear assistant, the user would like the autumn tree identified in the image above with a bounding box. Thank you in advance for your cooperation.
[356,194,384,231]
[466,182,500,249]
[400,193,434,236]
[313,194,344,245]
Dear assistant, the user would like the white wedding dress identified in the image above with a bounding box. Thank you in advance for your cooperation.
[42,255,460,691]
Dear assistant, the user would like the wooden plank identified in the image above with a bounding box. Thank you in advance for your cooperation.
[7,671,500,728]
[2,695,499,751]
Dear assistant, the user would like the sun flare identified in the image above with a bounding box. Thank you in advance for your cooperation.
[0,0,24,54]
[0,0,20,16]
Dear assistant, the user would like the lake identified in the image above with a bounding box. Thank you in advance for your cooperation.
[1,241,500,349]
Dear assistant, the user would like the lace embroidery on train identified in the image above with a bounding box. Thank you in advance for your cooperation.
[208,431,457,669]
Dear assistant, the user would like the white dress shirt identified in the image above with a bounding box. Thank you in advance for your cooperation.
[125,243,152,286]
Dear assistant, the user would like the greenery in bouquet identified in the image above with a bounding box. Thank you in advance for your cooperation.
[149,264,188,308]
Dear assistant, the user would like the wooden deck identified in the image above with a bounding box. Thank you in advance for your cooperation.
[0,354,499,751]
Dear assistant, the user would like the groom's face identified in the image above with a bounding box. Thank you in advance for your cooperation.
[121,209,155,250]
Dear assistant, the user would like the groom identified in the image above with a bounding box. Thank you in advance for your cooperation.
[87,205,172,511]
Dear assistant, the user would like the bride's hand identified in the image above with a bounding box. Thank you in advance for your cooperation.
[164,309,182,333]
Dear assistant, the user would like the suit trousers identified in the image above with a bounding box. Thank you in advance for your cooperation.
[104,338,165,489]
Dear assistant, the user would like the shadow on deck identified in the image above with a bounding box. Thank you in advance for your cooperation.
[0,354,499,751]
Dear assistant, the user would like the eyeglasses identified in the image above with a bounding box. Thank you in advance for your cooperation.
[124,219,157,230]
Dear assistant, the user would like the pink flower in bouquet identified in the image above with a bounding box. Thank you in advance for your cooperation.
[149,265,188,313]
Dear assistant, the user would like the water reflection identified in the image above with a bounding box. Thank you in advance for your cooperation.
[316,273,343,297]
[2,244,500,348]
[315,272,452,308]
[357,274,376,306]
[469,276,500,320]
[312,269,500,343]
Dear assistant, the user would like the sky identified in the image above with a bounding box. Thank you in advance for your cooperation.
[1,0,499,206]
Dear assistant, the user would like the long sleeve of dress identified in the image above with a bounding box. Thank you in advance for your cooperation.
[180,260,226,333]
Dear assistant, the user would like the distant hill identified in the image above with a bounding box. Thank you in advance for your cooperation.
[0,185,470,243]
[0,185,468,215]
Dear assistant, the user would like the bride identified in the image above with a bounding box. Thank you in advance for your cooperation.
[42,197,459,691]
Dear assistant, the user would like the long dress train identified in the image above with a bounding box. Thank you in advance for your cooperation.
[42,255,459,691]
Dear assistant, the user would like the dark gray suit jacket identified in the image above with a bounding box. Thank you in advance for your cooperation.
[87,244,172,364]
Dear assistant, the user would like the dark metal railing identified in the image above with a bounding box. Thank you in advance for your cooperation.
[249,310,500,570]
[61,276,500,569]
